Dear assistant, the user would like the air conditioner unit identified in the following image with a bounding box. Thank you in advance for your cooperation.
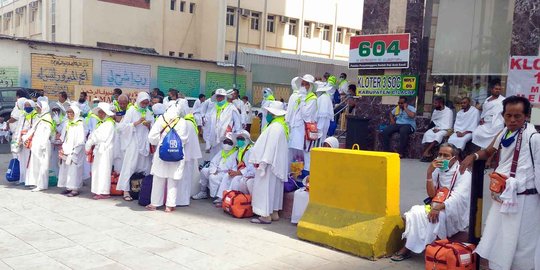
[241,8,250,18]
[316,23,324,29]
[29,1,38,10]
[15,7,24,15]
[279,16,289,24]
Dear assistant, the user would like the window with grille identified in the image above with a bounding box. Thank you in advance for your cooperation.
[288,19,297,36]
[180,1,185,12]
[336,27,343,43]
[322,25,330,41]
[226,7,235,26]
[189,3,195,13]
[170,0,176,10]
[250,12,260,30]
[303,22,311,38]
[266,15,274,32]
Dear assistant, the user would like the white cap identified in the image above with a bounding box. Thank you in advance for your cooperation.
[264,101,287,116]
[93,102,114,116]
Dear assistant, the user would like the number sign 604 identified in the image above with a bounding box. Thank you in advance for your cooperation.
[359,40,400,57]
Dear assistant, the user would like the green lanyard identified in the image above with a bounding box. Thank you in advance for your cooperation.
[216,102,229,119]
[97,117,115,128]
[184,113,198,134]
[236,144,252,163]
[263,116,289,139]
[221,147,237,160]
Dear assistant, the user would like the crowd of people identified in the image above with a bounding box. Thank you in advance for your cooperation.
[6,72,344,225]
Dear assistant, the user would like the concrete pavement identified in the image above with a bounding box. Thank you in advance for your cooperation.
[0,154,463,269]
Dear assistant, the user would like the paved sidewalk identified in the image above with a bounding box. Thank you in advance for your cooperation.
[0,154,428,270]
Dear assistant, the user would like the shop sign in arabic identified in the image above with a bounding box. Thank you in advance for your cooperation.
[0,67,19,87]
[31,54,93,95]
[101,61,150,90]
[74,85,142,103]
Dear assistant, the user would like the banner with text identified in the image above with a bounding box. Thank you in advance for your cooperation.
[349,33,410,69]
[0,67,19,87]
[157,66,200,97]
[31,54,93,96]
[507,56,540,105]
[357,75,418,96]
[74,85,142,104]
[101,61,151,90]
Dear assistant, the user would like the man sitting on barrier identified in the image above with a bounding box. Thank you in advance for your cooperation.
[391,143,471,261]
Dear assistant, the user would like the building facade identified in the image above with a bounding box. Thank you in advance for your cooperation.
[0,0,363,62]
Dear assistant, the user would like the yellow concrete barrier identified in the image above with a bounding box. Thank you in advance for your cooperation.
[297,148,404,260]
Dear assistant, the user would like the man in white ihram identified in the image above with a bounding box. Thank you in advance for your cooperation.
[447,97,480,150]
[391,143,471,261]
[420,96,454,161]
[472,80,505,149]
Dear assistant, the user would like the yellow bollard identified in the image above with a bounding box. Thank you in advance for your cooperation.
[297,148,404,260]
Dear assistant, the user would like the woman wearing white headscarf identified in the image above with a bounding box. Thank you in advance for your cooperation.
[85,102,116,200]
[57,103,85,197]
[117,92,154,201]
[11,98,36,185]
[22,98,54,191]
[146,101,190,212]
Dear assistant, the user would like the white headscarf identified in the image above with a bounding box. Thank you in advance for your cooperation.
[68,102,81,120]
[16,97,27,110]
[24,100,36,109]
[36,98,50,115]
[152,103,166,116]
[136,92,151,108]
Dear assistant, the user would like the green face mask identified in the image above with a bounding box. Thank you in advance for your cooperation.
[266,114,274,124]
[217,100,226,107]
[237,139,245,148]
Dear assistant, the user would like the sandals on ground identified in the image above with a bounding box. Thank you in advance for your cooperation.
[250,217,272,224]
[390,251,412,262]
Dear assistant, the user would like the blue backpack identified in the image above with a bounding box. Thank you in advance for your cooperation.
[158,117,184,162]
[6,158,20,182]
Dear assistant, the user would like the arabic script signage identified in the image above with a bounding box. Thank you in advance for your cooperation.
[157,66,200,98]
[74,85,142,103]
[31,54,93,96]
[101,61,151,90]
[0,67,19,87]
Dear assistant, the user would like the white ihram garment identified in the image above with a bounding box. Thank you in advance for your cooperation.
[402,163,471,253]
[447,107,480,150]
[475,124,540,270]
[85,119,115,195]
[316,93,334,146]
[199,149,238,197]
[176,118,202,206]
[422,106,454,144]
[23,109,53,189]
[117,94,154,192]
[249,120,289,217]
[57,105,85,190]
[288,92,317,171]
[147,102,191,207]
[472,95,505,148]
[228,148,256,194]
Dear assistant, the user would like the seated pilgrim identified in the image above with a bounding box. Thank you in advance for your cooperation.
[391,143,471,262]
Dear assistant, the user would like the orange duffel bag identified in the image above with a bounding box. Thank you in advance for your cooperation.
[110,171,123,196]
[222,190,253,218]
[425,239,476,270]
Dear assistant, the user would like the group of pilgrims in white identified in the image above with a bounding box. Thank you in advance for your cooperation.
[7,73,335,225]
[6,73,540,269]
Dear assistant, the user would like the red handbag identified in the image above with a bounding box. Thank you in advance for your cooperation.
[304,122,318,141]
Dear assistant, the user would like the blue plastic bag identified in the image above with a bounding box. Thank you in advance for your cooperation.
[6,158,20,182]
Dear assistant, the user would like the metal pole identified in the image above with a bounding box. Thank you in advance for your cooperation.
[469,159,485,270]
[233,0,241,89]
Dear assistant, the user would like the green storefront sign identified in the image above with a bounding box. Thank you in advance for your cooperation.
[357,75,418,96]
